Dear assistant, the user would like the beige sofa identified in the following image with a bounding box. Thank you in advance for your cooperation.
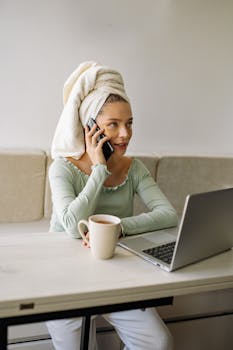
[0,149,232,350]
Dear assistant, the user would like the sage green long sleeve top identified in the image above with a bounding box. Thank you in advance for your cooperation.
[49,157,178,238]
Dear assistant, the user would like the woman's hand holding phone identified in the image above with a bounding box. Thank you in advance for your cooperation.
[85,124,110,166]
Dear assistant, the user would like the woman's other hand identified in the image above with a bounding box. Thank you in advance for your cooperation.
[82,232,90,248]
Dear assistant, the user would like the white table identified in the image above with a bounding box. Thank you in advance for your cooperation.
[0,231,233,349]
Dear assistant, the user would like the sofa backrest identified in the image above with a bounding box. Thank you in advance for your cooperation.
[0,149,46,222]
[1,149,233,223]
[156,155,233,215]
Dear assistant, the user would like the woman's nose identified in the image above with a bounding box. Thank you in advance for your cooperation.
[119,126,129,138]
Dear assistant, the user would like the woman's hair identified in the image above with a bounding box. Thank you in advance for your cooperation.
[97,94,128,116]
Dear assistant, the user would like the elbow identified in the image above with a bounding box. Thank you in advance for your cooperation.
[156,206,178,229]
[61,211,82,239]
[64,221,81,239]
[66,229,81,239]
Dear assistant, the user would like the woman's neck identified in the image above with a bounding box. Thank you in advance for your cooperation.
[66,153,132,187]
[66,152,130,175]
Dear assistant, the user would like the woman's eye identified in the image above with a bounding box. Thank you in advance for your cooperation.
[108,123,118,128]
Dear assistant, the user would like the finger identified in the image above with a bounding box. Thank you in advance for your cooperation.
[85,124,97,137]
[85,125,97,144]
[84,126,91,147]
[82,238,90,248]
[84,125,90,134]
[84,241,90,248]
[84,232,90,245]
[96,136,111,149]
[91,129,104,144]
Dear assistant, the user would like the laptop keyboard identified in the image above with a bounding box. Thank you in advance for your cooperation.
[142,241,176,264]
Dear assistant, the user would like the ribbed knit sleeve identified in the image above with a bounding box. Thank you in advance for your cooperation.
[49,159,110,238]
[121,159,178,235]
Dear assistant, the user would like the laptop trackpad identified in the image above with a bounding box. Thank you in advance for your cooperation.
[119,231,176,251]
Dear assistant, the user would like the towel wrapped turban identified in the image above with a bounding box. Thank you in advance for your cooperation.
[51,61,130,159]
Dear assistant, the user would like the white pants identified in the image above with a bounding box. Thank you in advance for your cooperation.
[46,308,173,350]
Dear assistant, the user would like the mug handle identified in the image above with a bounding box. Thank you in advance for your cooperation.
[78,220,89,244]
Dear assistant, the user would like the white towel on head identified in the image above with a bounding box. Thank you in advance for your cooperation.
[51,61,130,159]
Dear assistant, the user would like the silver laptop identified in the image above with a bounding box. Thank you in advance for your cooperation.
[118,188,233,271]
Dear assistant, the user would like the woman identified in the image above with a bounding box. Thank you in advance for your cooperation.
[47,61,177,350]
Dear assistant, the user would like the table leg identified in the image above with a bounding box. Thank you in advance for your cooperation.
[80,315,91,350]
[0,322,7,350]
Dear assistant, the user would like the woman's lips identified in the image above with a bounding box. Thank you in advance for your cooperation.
[113,143,128,150]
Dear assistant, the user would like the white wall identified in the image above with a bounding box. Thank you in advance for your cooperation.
[1,0,233,155]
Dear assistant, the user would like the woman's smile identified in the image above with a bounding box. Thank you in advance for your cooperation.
[112,141,129,152]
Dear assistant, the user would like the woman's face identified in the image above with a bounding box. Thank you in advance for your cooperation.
[96,101,133,156]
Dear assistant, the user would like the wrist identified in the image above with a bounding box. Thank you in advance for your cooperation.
[91,163,111,176]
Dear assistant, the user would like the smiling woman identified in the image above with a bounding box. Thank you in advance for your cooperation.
[96,96,133,154]
[47,61,177,350]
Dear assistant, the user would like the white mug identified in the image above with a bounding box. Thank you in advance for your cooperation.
[78,214,121,259]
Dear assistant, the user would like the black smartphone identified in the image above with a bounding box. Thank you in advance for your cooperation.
[87,118,114,161]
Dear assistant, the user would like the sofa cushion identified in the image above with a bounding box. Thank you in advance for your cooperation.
[156,156,233,214]
[0,149,46,222]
